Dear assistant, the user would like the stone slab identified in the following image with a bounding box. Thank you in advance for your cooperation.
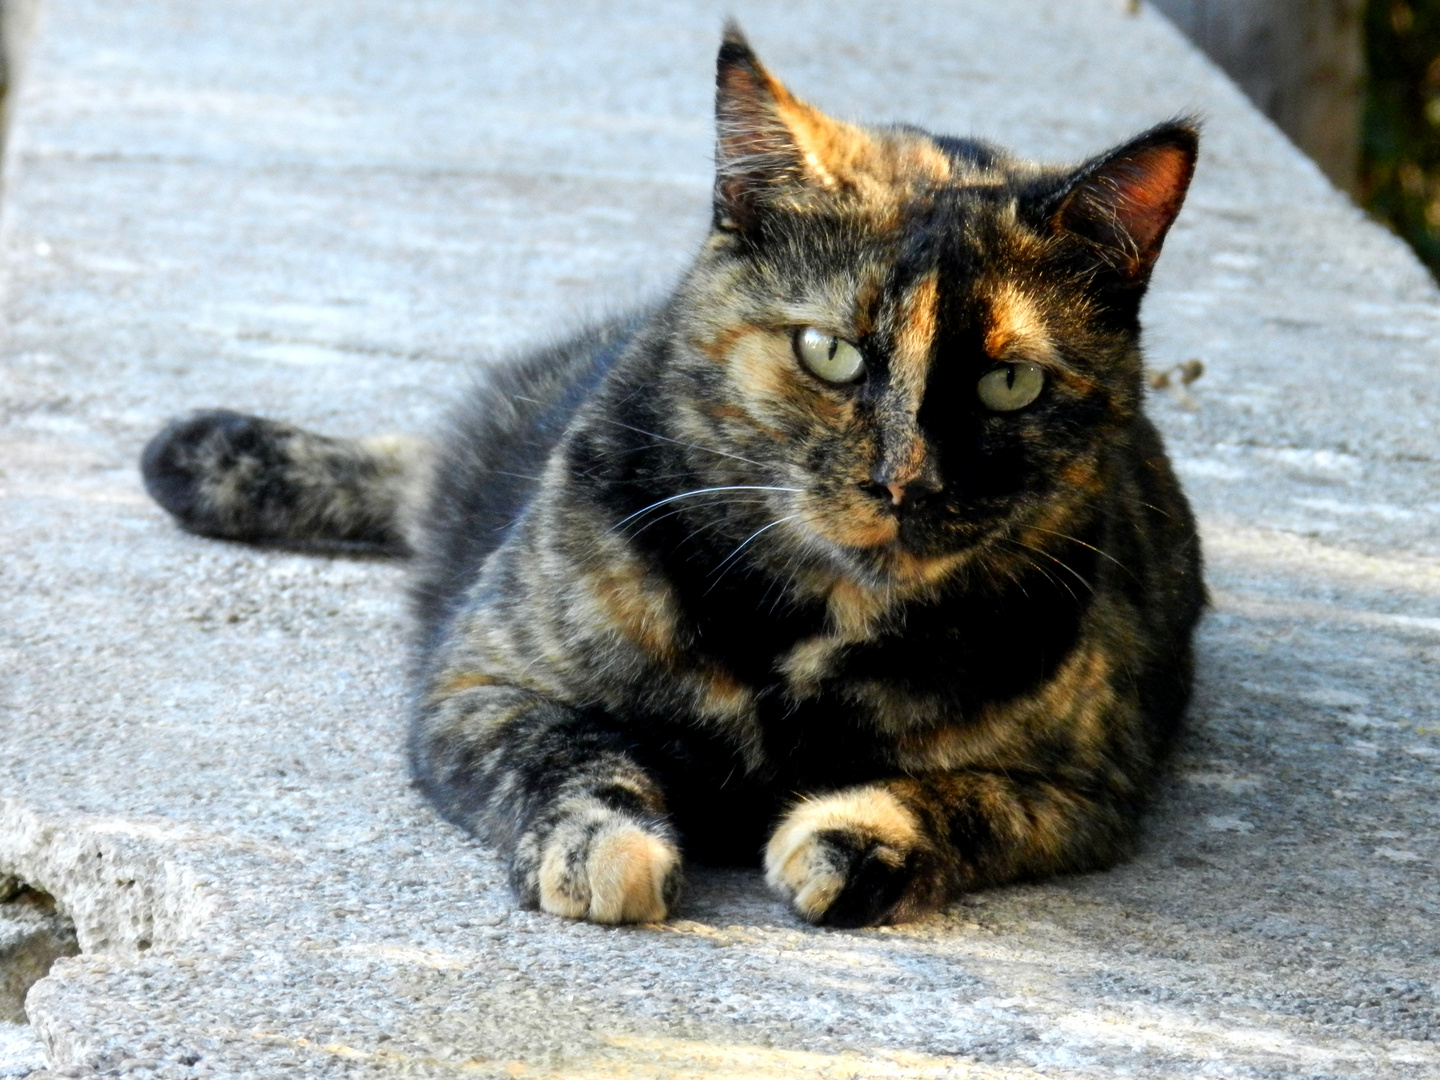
[1,0,1437,1077]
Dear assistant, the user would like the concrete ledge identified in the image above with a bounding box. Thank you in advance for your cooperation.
[2,0,1438,1076]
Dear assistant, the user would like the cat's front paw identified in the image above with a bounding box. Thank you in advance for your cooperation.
[765,786,943,927]
[521,807,682,924]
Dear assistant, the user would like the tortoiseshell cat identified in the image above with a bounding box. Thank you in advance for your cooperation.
[142,28,1204,927]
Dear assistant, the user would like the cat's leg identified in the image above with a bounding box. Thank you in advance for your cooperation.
[411,684,682,924]
[764,772,1134,927]
[141,410,431,552]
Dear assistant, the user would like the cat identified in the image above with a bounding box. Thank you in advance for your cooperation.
[141,26,1204,928]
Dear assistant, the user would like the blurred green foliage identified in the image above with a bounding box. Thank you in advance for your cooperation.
[1364,0,1440,272]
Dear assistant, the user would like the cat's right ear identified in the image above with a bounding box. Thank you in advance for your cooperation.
[713,24,842,232]
[1042,121,1199,285]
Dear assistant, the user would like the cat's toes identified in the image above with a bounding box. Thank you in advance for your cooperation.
[765,786,940,927]
[533,812,682,924]
[141,409,275,538]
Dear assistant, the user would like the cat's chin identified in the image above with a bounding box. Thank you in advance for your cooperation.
[789,506,976,592]
[865,545,971,590]
[805,534,973,595]
[798,504,901,551]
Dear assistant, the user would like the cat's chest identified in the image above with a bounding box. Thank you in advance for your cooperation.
[635,544,1089,766]
[710,580,1085,748]
[772,623,992,732]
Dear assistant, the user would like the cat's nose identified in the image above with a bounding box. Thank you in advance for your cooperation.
[860,471,943,512]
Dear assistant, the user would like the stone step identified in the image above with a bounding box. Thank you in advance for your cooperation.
[1,0,1437,1077]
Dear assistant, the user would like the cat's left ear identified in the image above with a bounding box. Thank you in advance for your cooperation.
[712,23,858,231]
[1046,121,1199,283]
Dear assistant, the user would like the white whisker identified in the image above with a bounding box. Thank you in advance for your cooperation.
[706,515,800,591]
[611,486,800,531]
[624,496,774,540]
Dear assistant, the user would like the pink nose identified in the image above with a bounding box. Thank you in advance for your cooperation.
[864,474,942,511]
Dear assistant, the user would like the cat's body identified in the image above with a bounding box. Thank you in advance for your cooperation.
[143,29,1204,927]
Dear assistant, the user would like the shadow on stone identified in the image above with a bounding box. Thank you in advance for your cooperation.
[0,876,78,1025]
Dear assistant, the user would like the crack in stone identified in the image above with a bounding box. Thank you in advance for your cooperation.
[0,876,78,1026]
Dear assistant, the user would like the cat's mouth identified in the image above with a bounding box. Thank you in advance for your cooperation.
[793,485,901,551]
[803,504,902,550]
[794,488,989,589]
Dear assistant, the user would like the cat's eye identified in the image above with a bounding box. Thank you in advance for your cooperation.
[977,362,1046,411]
[794,327,866,384]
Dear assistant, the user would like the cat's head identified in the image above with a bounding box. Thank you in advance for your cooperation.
[668,26,1196,592]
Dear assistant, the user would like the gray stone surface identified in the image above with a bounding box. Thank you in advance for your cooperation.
[1,0,1437,1076]
[0,1024,46,1079]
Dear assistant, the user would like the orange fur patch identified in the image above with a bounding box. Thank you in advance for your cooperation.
[706,404,749,422]
[895,644,1116,774]
[696,322,765,363]
[1053,458,1105,500]
[1013,475,1098,552]
[984,282,1056,364]
[537,813,678,924]
[586,559,680,662]
[435,671,501,696]
[778,635,844,697]
[895,719,1002,775]
[889,271,939,399]
[727,330,849,428]
[695,666,754,720]
[584,826,677,924]
[801,494,900,551]
[769,86,952,198]
[826,576,893,639]
[850,275,885,338]
[885,548,968,589]
[734,51,951,221]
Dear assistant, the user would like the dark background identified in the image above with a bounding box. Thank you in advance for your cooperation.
[1156,0,1440,277]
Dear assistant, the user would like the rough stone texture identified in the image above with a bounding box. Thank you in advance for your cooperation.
[0,1024,46,1079]
[0,0,1437,1076]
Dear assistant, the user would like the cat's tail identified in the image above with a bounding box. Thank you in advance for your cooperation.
[141,410,431,554]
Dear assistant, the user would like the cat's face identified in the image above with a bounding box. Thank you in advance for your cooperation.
[670,29,1195,590]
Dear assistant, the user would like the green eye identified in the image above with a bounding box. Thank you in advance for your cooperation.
[977,362,1046,411]
[794,327,866,384]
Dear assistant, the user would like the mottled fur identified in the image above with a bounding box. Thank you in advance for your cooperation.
[143,28,1204,927]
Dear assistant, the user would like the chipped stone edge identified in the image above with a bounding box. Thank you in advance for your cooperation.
[0,800,226,1068]
[0,800,223,957]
